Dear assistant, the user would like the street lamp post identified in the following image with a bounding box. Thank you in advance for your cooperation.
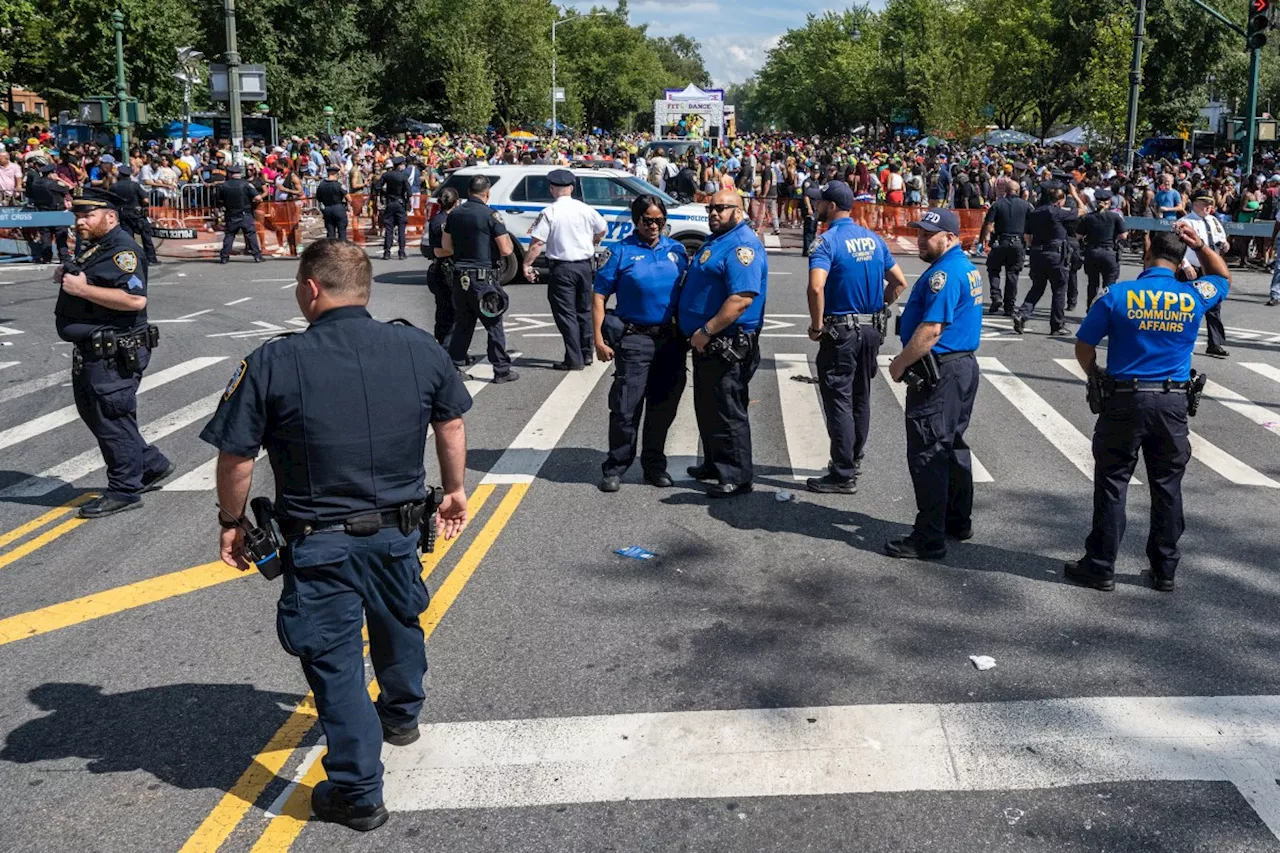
[551,11,602,140]
[223,0,244,157]
[111,10,129,153]
[323,105,334,138]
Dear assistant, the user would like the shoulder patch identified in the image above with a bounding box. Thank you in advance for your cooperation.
[928,270,947,293]
[223,360,248,401]
[698,248,712,265]
[491,211,503,224]
[1194,280,1218,300]
[667,251,680,264]
[598,248,611,266]
[735,246,755,266]
[113,251,138,273]
[809,237,823,254]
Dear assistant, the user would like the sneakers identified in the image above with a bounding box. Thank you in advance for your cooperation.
[78,495,143,519]
[310,781,389,832]
[1050,326,1073,337]
[1011,314,1025,335]
[1205,346,1230,358]
[1267,298,1279,307]
[805,474,857,494]
[491,370,520,384]
[1062,560,1115,592]
[884,534,946,560]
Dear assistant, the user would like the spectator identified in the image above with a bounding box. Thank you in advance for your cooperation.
[0,149,25,204]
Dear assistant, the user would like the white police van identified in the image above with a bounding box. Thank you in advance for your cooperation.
[419,164,710,284]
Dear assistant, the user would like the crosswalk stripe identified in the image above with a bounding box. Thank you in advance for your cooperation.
[774,354,828,480]
[667,375,699,482]
[1201,378,1280,440]
[0,362,18,370]
[481,362,609,485]
[0,356,225,452]
[876,355,993,482]
[0,368,69,405]
[1053,359,1276,488]
[1240,362,1280,385]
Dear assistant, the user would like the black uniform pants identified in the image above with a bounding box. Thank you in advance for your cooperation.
[1083,248,1120,309]
[322,204,349,241]
[426,261,456,349]
[1019,248,1068,331]
[71,345,171,502]
[604,331,688,477]
[448,277,511,375]
[904,353,978,547]
[382,202,407,254]
[802,216,817,256]
[1065,238,1083,307]
[35,221,70,264]
[1204,303,1227,350]
[120,210,158,262]
[221,211,262,260]
[815,322,881,480]
[985,239,1024,313]
[1083,391,1191,579]
[546,260,594,368]
[692,341,760,486]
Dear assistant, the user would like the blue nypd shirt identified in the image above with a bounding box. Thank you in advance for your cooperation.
[1076,266,1228,381]
[677,220,768,336]
[897,243,983,354]
[593,233,688,326]
[808,218,895,314]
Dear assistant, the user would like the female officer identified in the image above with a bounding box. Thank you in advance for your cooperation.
[426,187,459,347]
[591,194,689,492]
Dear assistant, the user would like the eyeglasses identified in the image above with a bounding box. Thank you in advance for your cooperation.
[640,216,666,226]
[705,203,736,214]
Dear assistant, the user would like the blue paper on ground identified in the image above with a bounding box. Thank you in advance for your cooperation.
[615,546,656,560]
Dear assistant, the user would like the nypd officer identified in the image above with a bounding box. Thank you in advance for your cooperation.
[591,193,688,492]
[1063,175,1085,311]
[1177,191,1231,359]
[425,187,460,348]
[1076,188,1126,310]
[111,165,160,265]
[1066,222,1229,593]
[886,209,983,559]
[522,169,607,370]
[978,179,1033,315]
[56,188,173,518]
[315,164,349,241]
[201,239,472,832]
[217,164,264,264]
[680,189,768,498]
[439,175,518,383]
[28,161,72,264]
[1012,180,1083,336]
[805,180,907,494]
[375,156,411,260]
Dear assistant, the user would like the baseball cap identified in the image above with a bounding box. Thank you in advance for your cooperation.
[820,180,854,210]
[908,208,961,236]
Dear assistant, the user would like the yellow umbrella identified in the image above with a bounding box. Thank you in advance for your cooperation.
[509,130,537,140]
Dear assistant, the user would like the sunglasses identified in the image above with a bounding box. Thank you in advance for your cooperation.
[640,215,666,226]
[705,203,736,214]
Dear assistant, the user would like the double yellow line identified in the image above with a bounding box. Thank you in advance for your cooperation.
[0,492,97,572]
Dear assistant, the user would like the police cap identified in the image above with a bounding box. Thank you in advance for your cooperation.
[226,163,243,175]
[1190,189,1214,203]
[117,165,133,177]
[547,168,576,187]
[1094,188,1113,201]
[326,164,340,173]
[479,287,509,318]
[908,208,961,236]
[820,179,854,210]
[37,162,55,174]
[392,156,405,166]
[71,187,124,212]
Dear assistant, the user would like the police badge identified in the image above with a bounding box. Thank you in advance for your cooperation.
[735,246,755,266]
[223,360,248,401]
[1194,280,1218,300]
[698,248,712,264]
[928,270,947,292]
[491,211,504,224]
[113,251,139,273]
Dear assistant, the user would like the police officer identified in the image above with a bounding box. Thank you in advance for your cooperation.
[217,164,264,264]
[979,179,1033,315]
[1177,191,1230,359]
[1065,223,1229,593]
[1077,188,1126,310]
[885,209,983,560]
[591,193,689,492]
[805,180,907,494]
[1012,180,1083,336]
[800,168,825,257]
[522,169,607,370]
[679,189,768,498]
[1063,176,1085,311]
[27,162,71,264]
[425,187,459,349]
[439,175,518,383]
[111,165,160,265]
[56,188,173,518]
[315,164,349,241]
[201,239,471,832]
[375,156,411,260]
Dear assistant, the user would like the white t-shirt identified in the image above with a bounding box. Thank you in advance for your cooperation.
[528,195,607,261]
[1178,211,1227,269]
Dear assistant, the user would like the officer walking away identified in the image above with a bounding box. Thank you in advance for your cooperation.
[522,169,607,370]
[1065,222,1229,593]
[805,180,908,494]
[1077,188,1126,310]
[439,175,518,383]
[217,164,264,264]
[425,187,460,349]
[315,164,349,241]
[375,156,411,260]
[885,209,983,559]
[1012,179,1083,336]
[592,194,689,492]
[978,178,1033,316]
[28,161,72,264]
[111,165,160,265]
[1177,191,1231,359]
[56,188,173,518]
[201,239,472,832]
[1063,175,1085,311]
[800,167,826,256]
[680,190,768,498]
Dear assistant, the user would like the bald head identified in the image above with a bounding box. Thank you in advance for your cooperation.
[707,189,743,235]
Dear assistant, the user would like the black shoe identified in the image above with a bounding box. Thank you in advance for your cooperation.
[218,257,229,264]
[806,474,857,494]
[1002,308,1014,317]
[946,525,973,541]
[379,718,421,746]
[599,474,621,493]
[1267,298,1279,306]
[687,463,717,481]
[78,495,143,519]
[1205,346,1230,359]
[253,256,264,263]
[1144,570,1176,592]
[707,482,752,499]
[398,252,407,260]
[643,470,674,488]
[382,253,391,260]
[1011,315,1025,335]
[1063,560,1115,592]
[491,370,519,384]
[552,361,584,371]
[148,258,162,265]
[1066,301,1077,311]
[140,462,177,493]
[1050,326,1073,337]
[310,781,389,832]
[987,304,1001,315]
[884,535,946,560]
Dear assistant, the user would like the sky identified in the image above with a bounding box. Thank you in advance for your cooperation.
[564,1,877,88]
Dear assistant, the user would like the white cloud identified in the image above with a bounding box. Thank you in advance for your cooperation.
[633,0,720,11]
[702,33,783,86]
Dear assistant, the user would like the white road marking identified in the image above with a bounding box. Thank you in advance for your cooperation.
[280,283,295,289]
[252,278,296,283]
[877,355,993,483]
[0,357,225,453]
[667,374,699,483]
[1240,362,1280,385]
[152,309,215,324]
[481,361,609,485]
[0,362,17,370]
[0,369,69,405]
[163,449,266,492]
[207,320,288,339]
[224,297,253,306]
[263,742,327,820]
[0,325,24,337]
[774,353,829,480]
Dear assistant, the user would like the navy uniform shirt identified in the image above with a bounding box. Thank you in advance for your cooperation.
[983,195,1034,237]
[27,175,70,211]
[428,210,449,256]
[1077,210,1125,249]
[375,170,411,205]
[808,217,895,315]
[112,177,148,211]
[1076,267,1228,382]
[1026,204,1077,248]
[314,179,346,207]
[445,198,509,269]
[593,233,688,325]
[199,307,472,522]
[218,179,259,214]
[677,220,767,337]
[898,243,983,354]
[55,226,148,342]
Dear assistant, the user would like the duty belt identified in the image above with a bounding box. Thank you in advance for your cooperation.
[625,322,673,337]
[1111,379,1190,393]
[547,258,592,265]
[994,234,1023,243]
[823,314,872,327]
[74,328,153,360]
[279,501,426,538]
[936,350,975,364]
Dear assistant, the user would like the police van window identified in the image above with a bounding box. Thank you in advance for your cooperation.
[434,173,504,199]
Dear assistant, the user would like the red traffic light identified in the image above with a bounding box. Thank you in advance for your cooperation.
[1254,0,1270,13]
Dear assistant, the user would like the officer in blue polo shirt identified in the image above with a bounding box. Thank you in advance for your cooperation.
[805,180,908,494]
[592,193,689,492]
[886,208,983,559]
[677,189,767,498]
[1065,222,1229,594]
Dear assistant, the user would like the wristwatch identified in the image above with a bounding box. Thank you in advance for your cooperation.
[217,507,244,529]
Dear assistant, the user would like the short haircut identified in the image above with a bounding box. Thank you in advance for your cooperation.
[468,175,489,195]
[297,238,371,299]
[438,186,460,211]
[1148,230,1188,265]
[631,193,667,222]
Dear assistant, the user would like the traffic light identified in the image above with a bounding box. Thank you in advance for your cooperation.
[1248,0,1271,50]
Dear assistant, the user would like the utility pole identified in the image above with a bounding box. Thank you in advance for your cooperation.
[1123,0,1147,175]
[1243,0,1271,175]
[112,10,129,154]
[223,0,243,157]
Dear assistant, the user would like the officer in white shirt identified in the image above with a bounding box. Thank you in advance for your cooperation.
[522,169,608,369]
[1177,191,1230,358]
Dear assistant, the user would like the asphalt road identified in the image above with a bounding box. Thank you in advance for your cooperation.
[1,242,1279,853]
